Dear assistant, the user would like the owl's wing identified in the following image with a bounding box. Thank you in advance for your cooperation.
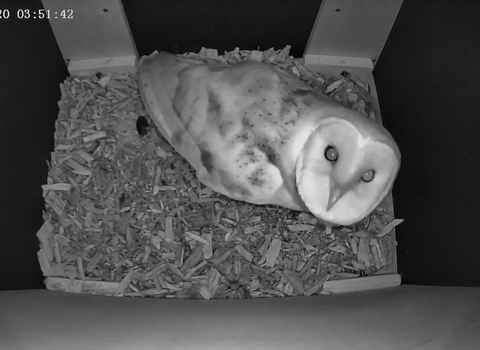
[137,52,205,171]
[138,52,261,201]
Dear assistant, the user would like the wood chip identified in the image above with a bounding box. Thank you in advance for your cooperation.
[377,219,404,238]
[83,131,106,143]
[185,231,210,245]
[249,50,263,62]
[41,183,72,191]
[262,239,282,268]
[283,269,306,294]
[235,244,253,262]
[165,217,174,242]
[288,224,315,232]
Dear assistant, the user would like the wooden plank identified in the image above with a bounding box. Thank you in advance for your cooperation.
[67,55,137,75]
[304,0,403,62]
[304,54,374,81]
[365,74,399,277]
[41,0,137,72]
[323,274,401,293]
[44,274,401,295]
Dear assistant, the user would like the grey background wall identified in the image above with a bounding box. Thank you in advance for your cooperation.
[0,0,68,290]
[374,1,480,286]
[1,0,479,290]
[121,0,322,58]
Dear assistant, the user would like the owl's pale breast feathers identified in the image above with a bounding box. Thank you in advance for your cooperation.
[138,52,401,225]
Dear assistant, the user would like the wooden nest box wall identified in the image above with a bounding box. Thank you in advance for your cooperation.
[39,0,404,298]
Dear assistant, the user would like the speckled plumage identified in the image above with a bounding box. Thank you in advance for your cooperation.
[138,52,401,226]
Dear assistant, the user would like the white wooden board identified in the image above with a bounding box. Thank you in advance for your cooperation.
[41,0,137,74]
[304,0,403,62]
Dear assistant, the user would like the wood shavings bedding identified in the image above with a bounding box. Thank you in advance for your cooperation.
[37,46,402,299]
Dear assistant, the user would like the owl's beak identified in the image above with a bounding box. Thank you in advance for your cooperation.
[326,181,347,212]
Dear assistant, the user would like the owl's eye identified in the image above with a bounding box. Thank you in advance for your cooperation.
[361,170,375,182]
[324,146,338,162]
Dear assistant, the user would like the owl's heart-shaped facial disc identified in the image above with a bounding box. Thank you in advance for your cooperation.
[296,117,400,226]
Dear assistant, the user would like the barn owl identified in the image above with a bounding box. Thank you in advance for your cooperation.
[137,52,401,226]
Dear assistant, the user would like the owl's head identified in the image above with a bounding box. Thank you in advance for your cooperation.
[296,111,400,226]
